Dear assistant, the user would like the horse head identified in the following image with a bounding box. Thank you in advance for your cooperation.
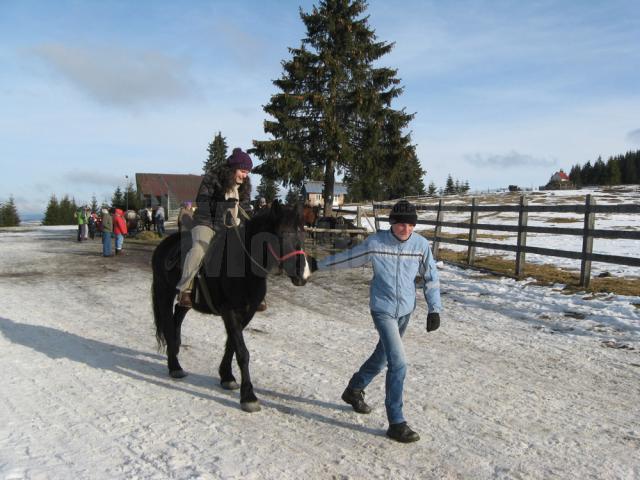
[253,200,311,286]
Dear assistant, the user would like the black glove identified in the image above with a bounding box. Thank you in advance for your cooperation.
[309,256,318,272]
[427,313,440,332]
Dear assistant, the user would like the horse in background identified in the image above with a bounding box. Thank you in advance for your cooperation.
[151,201,313,412]
[303,204,320,228]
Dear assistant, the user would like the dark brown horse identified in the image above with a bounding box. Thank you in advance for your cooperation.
[302,204,321,227]
[151,201,312,412]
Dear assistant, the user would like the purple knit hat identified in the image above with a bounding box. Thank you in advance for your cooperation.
[227,148,253,171]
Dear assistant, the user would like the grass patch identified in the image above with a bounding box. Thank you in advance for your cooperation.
[435,248,640,297]
[126,231,165,245]
[544,217,581,223]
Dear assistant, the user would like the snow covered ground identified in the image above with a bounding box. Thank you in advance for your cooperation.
[1,226,639,479]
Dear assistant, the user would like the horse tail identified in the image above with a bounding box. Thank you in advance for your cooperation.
[151,232,183,349]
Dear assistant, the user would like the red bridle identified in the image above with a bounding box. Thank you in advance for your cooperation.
[267,243,306,263]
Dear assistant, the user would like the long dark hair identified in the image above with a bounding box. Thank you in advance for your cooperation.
[219,165,251,202]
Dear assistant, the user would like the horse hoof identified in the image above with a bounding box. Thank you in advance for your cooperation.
[240,401,261,413]
[170,369,188,379]
[221,380,240,390]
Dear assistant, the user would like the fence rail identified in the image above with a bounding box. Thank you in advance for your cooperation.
[361,195,640,287]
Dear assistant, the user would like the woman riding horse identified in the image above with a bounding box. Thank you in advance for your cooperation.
[152,200,312,412]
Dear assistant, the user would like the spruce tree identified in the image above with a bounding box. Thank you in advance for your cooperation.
[2,196,20,226]
[606,158,621,185]
[256,176,280,204]
[59,195,77,225]
[569,164,582,186]
[43,194,60,225]
[112,187,125,210]
[90,195,98,213]
[427,181,437,196]
[204,131,228,174]
[593,156,606,184]
[444,175,455,195]
[124,181,139,211]
[253,0,424,214]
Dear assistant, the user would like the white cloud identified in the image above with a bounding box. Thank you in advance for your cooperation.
[465,151,558,168]
[626,129,640,146]
[62,171,126,187]
[31,43,200,108]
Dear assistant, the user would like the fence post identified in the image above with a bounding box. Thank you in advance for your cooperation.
[467,198,478,266]
[515,195,528,278]
[579,194,596,288]
[433,199,444,259]
[373,202,380,231]
[357,206,362,228]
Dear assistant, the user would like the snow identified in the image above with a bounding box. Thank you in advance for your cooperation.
[1,225,639,479]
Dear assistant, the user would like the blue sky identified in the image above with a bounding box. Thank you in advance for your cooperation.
[1,0,639,214]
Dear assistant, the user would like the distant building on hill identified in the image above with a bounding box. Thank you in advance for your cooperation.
[135,173,202,218]
[301,181,348,207]
[540,169,575,190]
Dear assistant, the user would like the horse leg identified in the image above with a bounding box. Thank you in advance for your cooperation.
[219,337,239,390]
[167,305,190,378]
[222,309,260,412]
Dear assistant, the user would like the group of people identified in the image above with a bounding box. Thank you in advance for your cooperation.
[74,206,98,241]
[173,147,443,443]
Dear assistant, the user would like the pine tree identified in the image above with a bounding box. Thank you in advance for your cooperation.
[1,196,20,226]
[621,152,638,184]
[444,175,455,195]
[592,156,606,184]
[90,195,98,213]
[606,158,622,185]
[112,187,125,210]
[43,194,60,225]
[569,164,582,186]
[256,176,280,204]
[204,131,228,174]
[59,195,77,225]
[123,181,140,211]
[427,181,437,196]
[581,161,593,185]
[252,0,423,213]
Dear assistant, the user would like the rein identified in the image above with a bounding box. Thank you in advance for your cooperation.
[267,244,306,263]
[227,205,306,274]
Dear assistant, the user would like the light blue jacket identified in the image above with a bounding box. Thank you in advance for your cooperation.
[317,230,442,317]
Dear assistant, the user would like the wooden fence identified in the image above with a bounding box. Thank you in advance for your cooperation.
[364,195,640,287]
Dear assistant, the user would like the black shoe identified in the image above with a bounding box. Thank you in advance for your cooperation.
[386,422,420,443]
[341,387,372,414]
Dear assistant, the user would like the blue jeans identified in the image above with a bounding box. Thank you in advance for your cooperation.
[115,233,124,251]
[102,232,112,256]
[348,311,411,425]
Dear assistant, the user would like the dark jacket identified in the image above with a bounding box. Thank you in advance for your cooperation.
[193,166,252,231]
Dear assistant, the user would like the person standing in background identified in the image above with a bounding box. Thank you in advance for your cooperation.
[113,208,128,255]
[155,205,166,237]
[101,208,113,257]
